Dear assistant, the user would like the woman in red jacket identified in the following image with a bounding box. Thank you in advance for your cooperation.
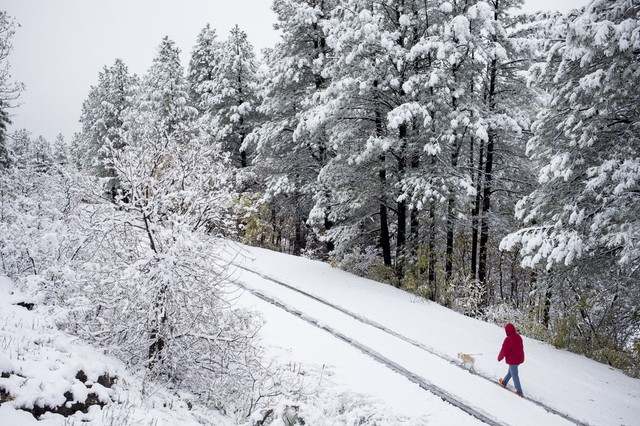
[497,322,525,397]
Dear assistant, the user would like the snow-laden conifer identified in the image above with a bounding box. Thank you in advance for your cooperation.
[501,0,640,359]
[78,59,136,174]
[187,24,222,113]
[205,26,260,168]
[502,0,640,272]
[134,36,197,141]
[249,0,337,255]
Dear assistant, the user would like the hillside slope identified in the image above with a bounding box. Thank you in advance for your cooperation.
[227,243,640,426]
[0,276,232,426]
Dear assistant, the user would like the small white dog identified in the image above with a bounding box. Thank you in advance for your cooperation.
[458,352,476,372]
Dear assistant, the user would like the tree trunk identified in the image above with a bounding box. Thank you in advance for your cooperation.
[478,53,499,306]
[149,280,168,368]
[324,208,335,253]
[374,81,392,267]
[378,153,392,267]
[478,130,495,306]
[471,136,483,281]
[445,197,455,284]
[396,125,408,278]
[410,145,420,255]
[428,204,437,301]
[293,214,305,256]
[410,208,419,254]
[445,132,461,285]
[143,213,166,368]
[240,145,247,168]
[542,286,552,328]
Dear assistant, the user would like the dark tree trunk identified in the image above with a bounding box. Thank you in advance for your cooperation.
[542,286,552,328]
[410,145,420,255]
[445,197,455,284]
[374,81,392,267]
[478,133,494,280]
[471,137,484,281]
[396,125,408,278]
[478,55,499,307]
[445,131,461,285]
[324,208,335,253]
[428,205,437,301]
[293,214,305,256]
[410,208,419,254]
[148,323,165,368]
[143,213,166,368]
[380,197,392,267]
[240,146,247,168]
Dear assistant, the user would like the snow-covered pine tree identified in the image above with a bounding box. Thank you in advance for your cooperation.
[51,133,69,166]
[502,0,640,363]
[360,0,539,305]
[10,131,52,170]
[303,0,433,274]
[249,0,337,255]
[206,25,260,169]
[33,136,53,170]
[187,24,222,114]
[0,12,24,170]
[6,128,29,167]
[460,0,538,306]
[394,0,482,296]
[78,59,136,174]
[0,100,10,169]
[503,0,640,281]
[134,36,196,142]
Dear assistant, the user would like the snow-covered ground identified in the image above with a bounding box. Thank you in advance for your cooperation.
[225,242,640,426]
[0,276,233,426]
[1,242,638,425]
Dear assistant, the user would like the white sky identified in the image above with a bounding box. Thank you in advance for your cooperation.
[4,0,589,144]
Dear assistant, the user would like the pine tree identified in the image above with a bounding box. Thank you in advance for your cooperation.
[51,133,69,166]
[0,12,24,170]
[78,59,136,174]
[187,24,222,113]
[249,0,337,255]
[503,0,640,275]
[135,36,196,141]
[501,0,640,359]
[460,0,538,306]
[306,0,466,276]
[0,100,11,169]
[206,25,260,168]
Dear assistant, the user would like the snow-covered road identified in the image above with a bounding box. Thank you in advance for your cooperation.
[223,242,640,426]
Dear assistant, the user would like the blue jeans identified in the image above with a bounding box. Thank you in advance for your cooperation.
[503,364,523,396]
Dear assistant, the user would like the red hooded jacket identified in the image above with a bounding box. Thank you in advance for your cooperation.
[498,323,525,365]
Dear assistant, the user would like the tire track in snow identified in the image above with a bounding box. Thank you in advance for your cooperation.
[232,267,501,426]
[233,264,587,426]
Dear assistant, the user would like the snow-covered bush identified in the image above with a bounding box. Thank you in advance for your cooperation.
[0,164,88,302]
[237,194,279,250]
[548,276,640,378]
[0,124,302,420]
[449,277,487,319]
[332,246,395,285]
[483,302,522,328]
